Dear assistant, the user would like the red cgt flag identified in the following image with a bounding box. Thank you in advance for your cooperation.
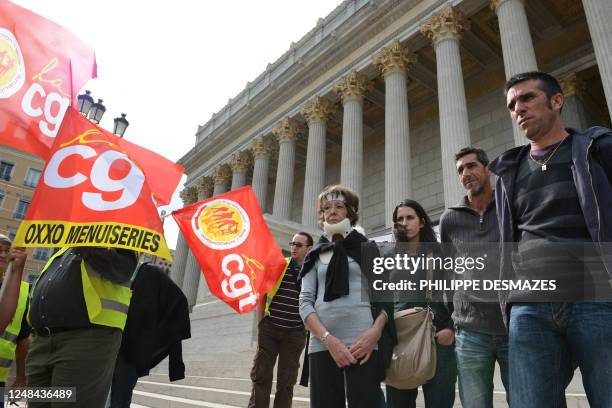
[0,1,97,159]
[172,186,288,314]
[13,107,181,260]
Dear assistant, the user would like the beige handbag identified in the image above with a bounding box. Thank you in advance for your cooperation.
[384,307,436,389]
[384,258,436,390]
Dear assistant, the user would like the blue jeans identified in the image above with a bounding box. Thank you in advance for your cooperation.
[109,352,139,408]
[386,343,457,408]
[455,328,509,408]
[509,302,612,408]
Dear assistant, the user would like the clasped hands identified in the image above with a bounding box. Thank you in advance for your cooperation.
[325,326,381,368]
[325,326,455,368]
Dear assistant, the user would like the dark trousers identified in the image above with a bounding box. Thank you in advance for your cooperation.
[386,343,457,408]
[248,318,307,408]
[109,352,139,408]
[309,350,385,408]
[26,326,122,408]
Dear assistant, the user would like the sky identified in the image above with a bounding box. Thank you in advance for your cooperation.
[12,0,338,249]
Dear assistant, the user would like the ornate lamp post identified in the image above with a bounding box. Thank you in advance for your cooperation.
[113,113,129,137]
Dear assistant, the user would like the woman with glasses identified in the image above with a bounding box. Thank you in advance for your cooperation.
[298,185,394,408]
[386,199,457,408]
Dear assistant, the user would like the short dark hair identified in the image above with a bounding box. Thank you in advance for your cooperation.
[317,184,359,226]
[296,231,313,246]
[504,71,563,99]
[455,147,489,167]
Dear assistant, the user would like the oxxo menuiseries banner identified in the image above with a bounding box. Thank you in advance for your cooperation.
[13,107,180,260]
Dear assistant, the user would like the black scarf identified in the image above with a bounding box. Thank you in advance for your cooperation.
[298,229,368,301]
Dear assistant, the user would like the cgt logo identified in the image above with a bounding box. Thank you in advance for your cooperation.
[43,129,145,211]
[192,199,251,250]
[0,28,25,99]
[21,58,70,138]
[220,253,262,311]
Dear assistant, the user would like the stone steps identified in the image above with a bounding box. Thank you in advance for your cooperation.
[131,374,309,408]
[134,364,590,408]
[133,297,590,408]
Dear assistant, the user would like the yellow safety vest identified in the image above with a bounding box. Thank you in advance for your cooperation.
[264,257,291,316]
[0,281,29,382]
[29,247,132,331]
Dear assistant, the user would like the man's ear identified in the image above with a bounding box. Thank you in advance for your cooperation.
[551,92,564,113]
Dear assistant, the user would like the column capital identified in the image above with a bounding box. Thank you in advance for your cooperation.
[211,164,232,186]
[179,186,198,205]
[373,40,418,78]
[420,5,470,46]
[272,117,303,143]
[559,72,586,97]
[333,70,373,103]
[490,0,524,12]
[249,136,275,159]
[196,176,214,198]
[300,96,337,125]
[230,150,252,173]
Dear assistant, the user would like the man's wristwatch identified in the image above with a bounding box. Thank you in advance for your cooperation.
[320,331,330,343]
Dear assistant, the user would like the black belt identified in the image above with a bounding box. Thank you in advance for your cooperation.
[32,326,92,337]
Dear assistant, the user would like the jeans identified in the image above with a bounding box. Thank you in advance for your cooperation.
[248,318,307,408]
[109,352,139,408]
[386,343,457,408]
[455,328,509,408]
[509,302,612,408]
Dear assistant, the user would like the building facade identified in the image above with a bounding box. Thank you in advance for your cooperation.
[0,145,49,283]
[175,0,611,318]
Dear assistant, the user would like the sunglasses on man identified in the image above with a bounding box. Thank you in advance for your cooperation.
[288,242,307,248]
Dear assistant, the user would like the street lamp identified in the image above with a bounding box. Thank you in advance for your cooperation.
[88,99,106,124]
[76,91,129,137]
[113,113,129,137]
[77,90,94,116]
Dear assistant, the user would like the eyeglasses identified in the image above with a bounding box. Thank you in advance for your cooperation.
[289,242,306,248]
[321,203,346,213]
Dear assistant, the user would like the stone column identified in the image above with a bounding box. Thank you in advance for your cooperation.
[491,0,538,146]
[230,150,252,190]
[272,117,302,220]
[182,177,214,310]
[374,40,417,228]
[300,96,336,227]
[170,186,197,288]
[559,73,589,130]
[249,136,274,211]
[582,0,612,121]
[333,70,373,198]
[421,6,472,208]
[212,164,232,196]
[193,177,215,304]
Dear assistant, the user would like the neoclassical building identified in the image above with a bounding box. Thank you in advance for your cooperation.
[173,0,611,319]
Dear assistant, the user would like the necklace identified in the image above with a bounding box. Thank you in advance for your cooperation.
[528,136,568,171]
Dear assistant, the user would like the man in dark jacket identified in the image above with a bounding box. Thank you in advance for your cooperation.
[489,71,612,408]
[110,263,191,408]
[439,147,508,408]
